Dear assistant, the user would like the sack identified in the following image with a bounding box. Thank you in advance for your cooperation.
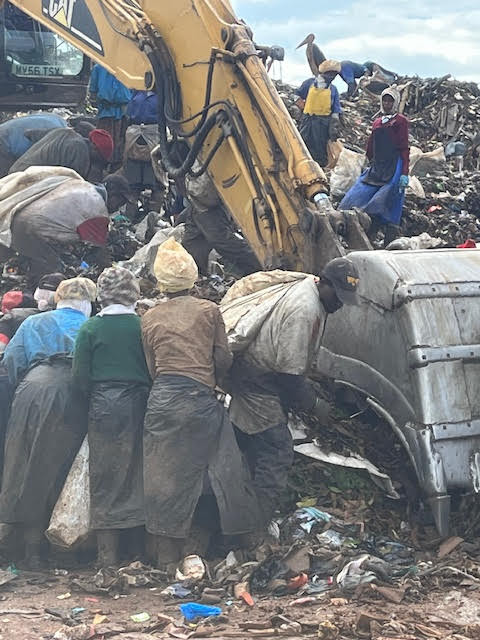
[330,147,365,198]
[326,140,344,169]
[46,437,90,548]
[124,124,160,162]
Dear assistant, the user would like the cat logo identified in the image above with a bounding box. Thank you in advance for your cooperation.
[47,0,76,29]
[42,0,104,55]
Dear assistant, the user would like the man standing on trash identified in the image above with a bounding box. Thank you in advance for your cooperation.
[225,258,360,525]
[296,60,342,167]
[141,238,260,568]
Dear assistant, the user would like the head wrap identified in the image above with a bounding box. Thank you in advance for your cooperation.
[380,86,400,116]
[318,59,341,74]
[97,266,141,307]
[153,237,198,293]
[1,291,23,314]
[55,277,97,303]
[89,129,114,161]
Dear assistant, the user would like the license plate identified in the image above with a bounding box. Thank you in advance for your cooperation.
[14,63,62,77]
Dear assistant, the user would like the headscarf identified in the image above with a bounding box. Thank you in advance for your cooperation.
[153,237,198,293]
[380,87,400,123]
[97,266,140,308]
[1,291,35,313]
[318,59,341,74]
[55,277,97,303]
[89,129,114,161]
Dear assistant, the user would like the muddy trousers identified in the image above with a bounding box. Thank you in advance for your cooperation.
[182,205,261,276]
[234,423,294,522]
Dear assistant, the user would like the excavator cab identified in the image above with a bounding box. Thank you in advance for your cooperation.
[0,1,90,110]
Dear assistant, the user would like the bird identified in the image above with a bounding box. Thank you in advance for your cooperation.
[296,34,326,76]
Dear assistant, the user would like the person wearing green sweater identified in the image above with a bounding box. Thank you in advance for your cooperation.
[73,266,150,567]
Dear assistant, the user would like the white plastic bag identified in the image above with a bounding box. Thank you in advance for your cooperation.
[46,437,90,548]
[330,148,365,198]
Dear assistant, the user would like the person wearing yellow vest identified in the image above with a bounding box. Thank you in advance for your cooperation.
[295,60,342,167]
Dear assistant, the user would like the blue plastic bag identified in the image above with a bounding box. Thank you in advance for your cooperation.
[179,602,222,621]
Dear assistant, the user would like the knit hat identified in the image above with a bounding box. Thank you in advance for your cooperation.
[318,59,341,74]
[89,129,114,161]
[55,277,97,303]
[153,237,198,293]
[97,266,140,307]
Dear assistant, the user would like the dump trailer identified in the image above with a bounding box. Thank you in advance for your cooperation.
[316,248,480,534]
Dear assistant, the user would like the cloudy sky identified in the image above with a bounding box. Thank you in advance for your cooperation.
[231,0,480,88]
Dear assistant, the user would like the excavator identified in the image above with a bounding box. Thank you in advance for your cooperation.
[6,0,480,535]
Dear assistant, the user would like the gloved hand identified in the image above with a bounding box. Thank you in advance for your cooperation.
[398,175,409,192]
[328,114,340,141]
[311,396,330,423]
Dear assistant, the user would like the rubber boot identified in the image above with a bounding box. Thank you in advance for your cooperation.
[96,530,120,568]
[24,525,46,570]
[155,535,182,569]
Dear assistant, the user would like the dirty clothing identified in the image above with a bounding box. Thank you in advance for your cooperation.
[73,315,150,392]
[299,115,331,166]
[225,276,326,515]
[234,423,294,516]
[88,382,148,529]
[0,366,12,481]
[143,374,260,537]
[340,114,409,225]
[9,128,92,179]
[141,296,232,388]
[2,307,89,386]
[0,114,67,177]
[340,61,367,96]
[7,178,109,280]
[0,357,87,525]
[128,91,158,125]
[182,204,261,276]
[73,309,150,530]
[90,65,131,166]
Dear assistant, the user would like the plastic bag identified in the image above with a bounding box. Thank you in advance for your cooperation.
[46,437,90,548]
[330,148,365,198]
[326,140,344,170]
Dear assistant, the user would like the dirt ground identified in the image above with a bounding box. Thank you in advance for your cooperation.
[0,561,479,640]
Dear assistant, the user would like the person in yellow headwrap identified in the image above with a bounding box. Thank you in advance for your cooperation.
[141,238,260,567]
[295,59,342,167]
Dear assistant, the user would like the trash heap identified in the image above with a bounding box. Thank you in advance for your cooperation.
[275,76,480,246]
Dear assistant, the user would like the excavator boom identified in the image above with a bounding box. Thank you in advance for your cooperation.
[8,0,351,272]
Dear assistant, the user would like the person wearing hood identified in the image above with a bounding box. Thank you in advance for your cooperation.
[9,127,114,181]
[0,277,95,568]
[141,239,260,567]
[339,87,409,244]
[73,267,150,567]
[295,60,342,167]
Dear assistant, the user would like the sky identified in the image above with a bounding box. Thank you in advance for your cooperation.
[231,0,480,88]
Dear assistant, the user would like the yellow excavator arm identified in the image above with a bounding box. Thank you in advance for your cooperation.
[7,0,359,272]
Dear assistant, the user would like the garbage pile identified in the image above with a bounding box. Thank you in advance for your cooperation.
[275,76,480,246]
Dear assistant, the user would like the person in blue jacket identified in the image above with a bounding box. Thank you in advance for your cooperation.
[89,64,132,168]
[0,277,96,568]
[339,61,369,97]
[0,113,67,178]
[128,90,158,125]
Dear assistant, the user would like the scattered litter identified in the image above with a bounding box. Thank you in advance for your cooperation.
[130,611,151,623]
